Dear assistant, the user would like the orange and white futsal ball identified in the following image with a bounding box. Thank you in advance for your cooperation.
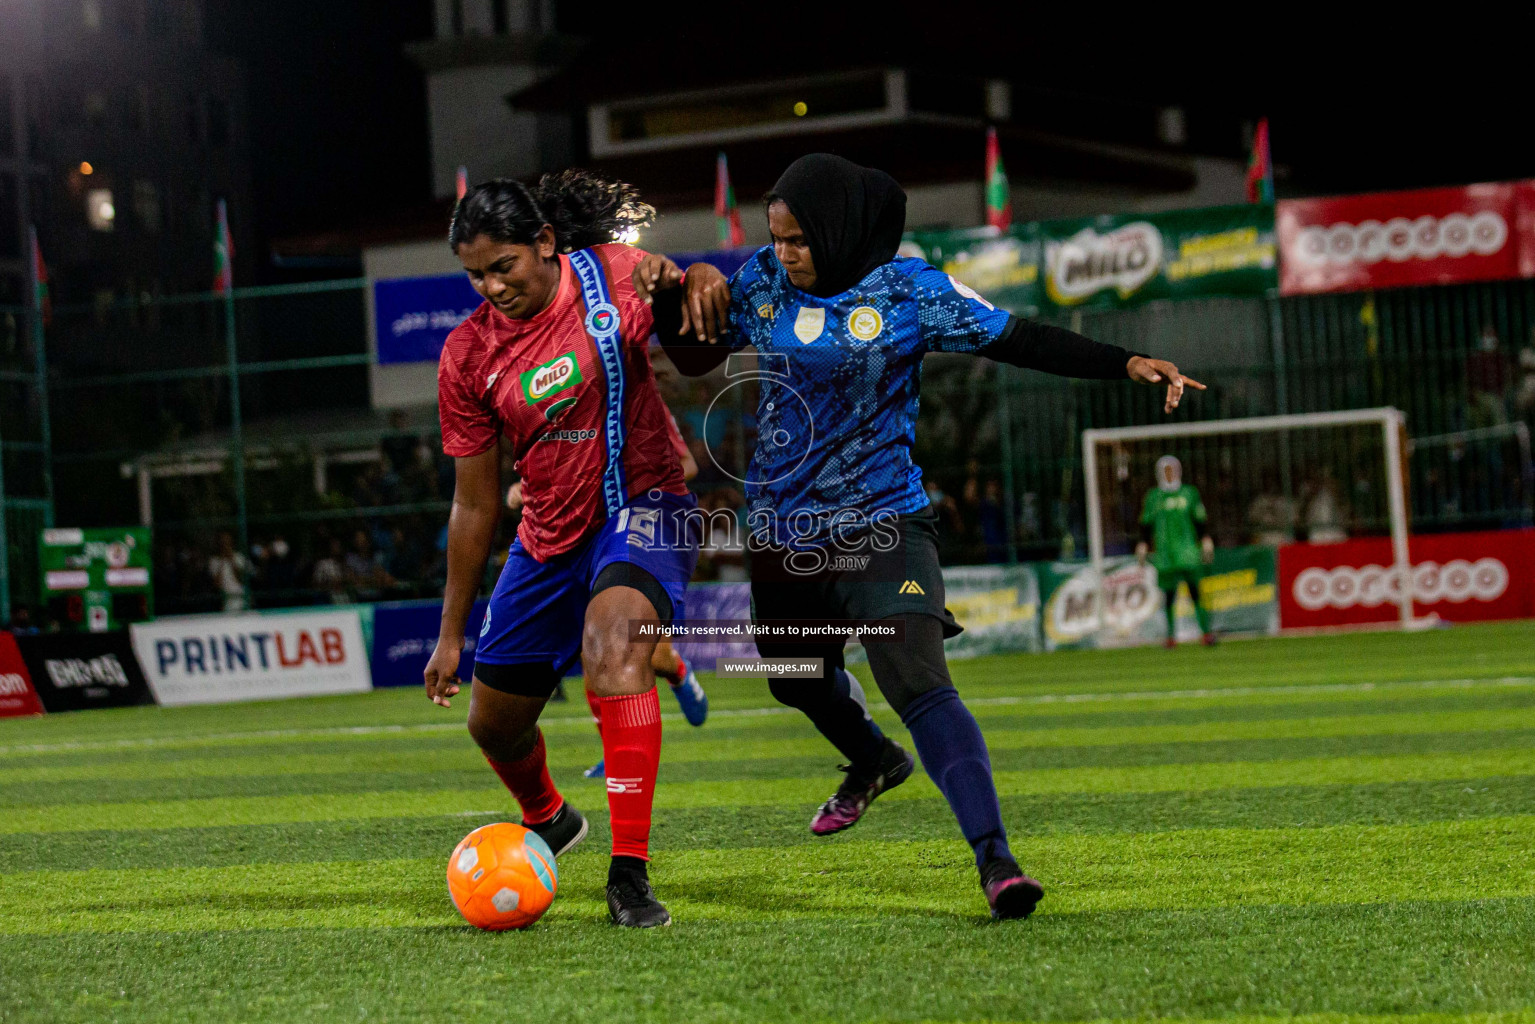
[446,822,558,930]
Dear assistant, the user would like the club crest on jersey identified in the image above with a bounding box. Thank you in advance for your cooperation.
[793,306,825,343]
[584,301,620,340]
[847,305,883,341]
[520,353,584,414]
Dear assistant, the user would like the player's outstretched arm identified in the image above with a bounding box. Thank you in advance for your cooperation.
[1127,355,1206,414]
[975,316,1204,415]
[425,447,501,709]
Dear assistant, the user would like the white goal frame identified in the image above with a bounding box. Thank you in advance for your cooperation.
[1082,407,1415,628]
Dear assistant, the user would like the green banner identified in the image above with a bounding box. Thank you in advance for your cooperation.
[939,564,1042,657]
[1039,204,1276,312]
[39,527,154,632]
[1037,545,1277,651]
[904,204,1276,315]
[846,562,1041,663]
[910,226,1043,316]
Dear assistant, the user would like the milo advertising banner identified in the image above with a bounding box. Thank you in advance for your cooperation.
[1038,546,1278,651]
[1037,204,1277,312]
[910,226,1043,316]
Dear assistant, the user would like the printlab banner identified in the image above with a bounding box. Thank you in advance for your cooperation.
[371,598,489,689]
[1037,546,1278,651]
[373,274,483,364]
[1277,529,1535,629]
[1277,182,1528,296]
[131,610,372,706]
[0,632,46,717]
[13,630,155,713]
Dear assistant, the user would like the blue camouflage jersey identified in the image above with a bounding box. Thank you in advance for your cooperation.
[724,246,1011,545]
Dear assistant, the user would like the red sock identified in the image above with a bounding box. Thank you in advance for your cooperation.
[596,688,662,860]
[585,687,604,739]
[484,729,563,826]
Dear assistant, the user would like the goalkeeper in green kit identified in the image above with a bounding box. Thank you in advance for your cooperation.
[1136,455,1216,648]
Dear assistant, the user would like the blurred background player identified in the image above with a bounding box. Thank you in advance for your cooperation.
[1136,455,1216,647]
[641,153,1204,920]
[423,170,720,928]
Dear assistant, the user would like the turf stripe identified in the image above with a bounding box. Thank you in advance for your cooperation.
[5,677,1534,763]
[5,705,1530,788]
[2,903,1532,1024]
[8,725,1535,809]
[3,815,1533,934]
[7,776,1535,874]
[7,746,1535,835]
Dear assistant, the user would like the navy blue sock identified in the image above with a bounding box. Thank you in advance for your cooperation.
[901,686,1012,868]
[769,666,886,769]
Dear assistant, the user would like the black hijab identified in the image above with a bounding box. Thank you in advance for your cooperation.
[767,154,907,298]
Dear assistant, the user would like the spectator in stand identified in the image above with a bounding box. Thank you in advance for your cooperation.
[345,528,395,595]
[1516,331,1535,434]
[265,534,298,593]
[978,479,1008,563]
[381,410,419,476]
[208,531,250,613]
[5,604,40,635]
[1466,323,1510,429]
[1247,471,1297,547]
[1301,468,1348,544]
[312,537,348,601]
[925,479,962,537]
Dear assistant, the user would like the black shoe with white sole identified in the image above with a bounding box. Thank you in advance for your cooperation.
[526,802,588,857]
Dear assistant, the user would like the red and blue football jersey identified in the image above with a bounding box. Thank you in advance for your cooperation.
[438,244,687,561]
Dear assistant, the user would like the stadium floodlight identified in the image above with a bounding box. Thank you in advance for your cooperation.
[1082,407,1419,629]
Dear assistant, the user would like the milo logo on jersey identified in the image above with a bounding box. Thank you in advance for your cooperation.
[520,353,584,420]
[1045,222,1162,305]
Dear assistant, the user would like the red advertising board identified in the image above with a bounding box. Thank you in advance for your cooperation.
[0,632,46,718]
[1278,529,1535,629]
[1278,182,1524,295]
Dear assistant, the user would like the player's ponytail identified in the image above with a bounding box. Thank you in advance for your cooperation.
[532,168,654,252]
[449,170,654,254]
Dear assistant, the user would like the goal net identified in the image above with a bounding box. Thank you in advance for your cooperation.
[1081,408,1415,636]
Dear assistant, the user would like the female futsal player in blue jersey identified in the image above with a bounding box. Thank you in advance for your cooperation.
[638,153,1203,920]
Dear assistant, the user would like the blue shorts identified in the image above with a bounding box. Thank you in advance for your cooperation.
[475,490,700,677]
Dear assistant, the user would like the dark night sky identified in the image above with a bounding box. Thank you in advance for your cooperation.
[204,5,1531,267]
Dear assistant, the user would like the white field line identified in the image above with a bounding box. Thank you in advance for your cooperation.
[1,675,1532,758]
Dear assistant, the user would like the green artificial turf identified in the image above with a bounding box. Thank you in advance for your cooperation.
[1,621,1533,1023]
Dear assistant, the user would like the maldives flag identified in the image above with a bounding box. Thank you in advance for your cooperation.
[985,126,1011,230]
[28,225,50,328]
[1245,118,1274,203]
[214,199,234,295]
[715,152,745,247]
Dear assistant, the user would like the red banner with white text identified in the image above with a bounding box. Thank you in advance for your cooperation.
[1278,182,1531,295]
[1278,529,1535,629]
[0,633,46,718]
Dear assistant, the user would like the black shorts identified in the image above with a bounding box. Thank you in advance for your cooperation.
[749,508,962,638]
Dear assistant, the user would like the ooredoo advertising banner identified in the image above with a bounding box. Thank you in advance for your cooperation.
[0,632,45,718]
[1277,183,1523,295]
[131,610,372,706]
[1277,529,1535,628]
[14,631,155,713]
